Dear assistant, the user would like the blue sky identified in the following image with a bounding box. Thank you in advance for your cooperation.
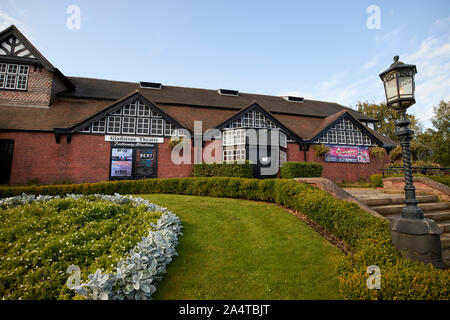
[1,0,449,128]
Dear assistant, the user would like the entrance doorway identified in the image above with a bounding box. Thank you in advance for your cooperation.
[0,139,14,184]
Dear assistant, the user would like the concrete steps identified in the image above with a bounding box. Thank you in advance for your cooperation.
[344,188,450,268]
[372,202,450,216]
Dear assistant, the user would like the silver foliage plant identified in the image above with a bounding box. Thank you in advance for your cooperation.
[0,193,183,300]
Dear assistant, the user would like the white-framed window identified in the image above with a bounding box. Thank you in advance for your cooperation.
[231,118,242,128]
[355,132,363,145]
[164,120,177,136]
[328,130,337,144]
[110,108,122,116]
[122,102,137,116]
[267,119,277,128]
[151,109,162,118]
[337,119,346,130]
[345,131,354,145]
[122,117,136,134]
[320,134,328,144]
[223,146,246,162]
[107,116,121,134]
[242,110,254,127]
[254,111,265,128]
[7,64,18,74]
[344,119,353,130]
[337,131,346,144]
[92,118,106,133]
[363,134,372,146]
[280,150,287,166]
[137,101,151,117]
[136,118,150,135]
[5,74,16,89]
[280,132,287,148]
[151,118,163,135]
[223,129,246,146]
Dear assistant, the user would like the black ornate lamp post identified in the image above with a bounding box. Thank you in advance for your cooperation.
[379,56,444,269]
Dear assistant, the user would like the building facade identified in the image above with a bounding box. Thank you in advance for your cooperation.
[0,25,395,185]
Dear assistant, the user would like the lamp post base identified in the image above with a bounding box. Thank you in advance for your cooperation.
[390,215,445,269]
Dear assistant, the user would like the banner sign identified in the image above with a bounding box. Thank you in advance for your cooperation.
[324,145,370,163]
[110,148,133,177]
[105,135,164,144]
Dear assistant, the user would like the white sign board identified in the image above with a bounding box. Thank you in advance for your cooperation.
[105,135,164,143]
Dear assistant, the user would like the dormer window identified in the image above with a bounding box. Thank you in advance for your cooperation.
[0,63,29,90]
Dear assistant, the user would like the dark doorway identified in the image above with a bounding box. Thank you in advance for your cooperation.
[0,139,14,184]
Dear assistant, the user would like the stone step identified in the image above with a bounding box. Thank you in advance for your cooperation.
[372,202,450,216]
[441,234,450,249]
[437,221,450,233]
[359,195,438,206]
[424,210,450,221]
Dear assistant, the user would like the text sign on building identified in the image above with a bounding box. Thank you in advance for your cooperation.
[105,135,164,144]
[324,145,370,164]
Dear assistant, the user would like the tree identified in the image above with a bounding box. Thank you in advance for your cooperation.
[416,100,450,166]
[356,101,423,142]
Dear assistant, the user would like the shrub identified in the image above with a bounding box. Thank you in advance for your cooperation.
[0,178,449,299]
[370,174,383,188]
[370,147,386,159]
[313,144,330,159]
[0,193,181,300]
[280,162,323,178]
[193,161,253,178]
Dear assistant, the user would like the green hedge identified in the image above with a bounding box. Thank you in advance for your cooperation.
[280,162,323,178]
[0,177,449,299]
[193,161,253,178]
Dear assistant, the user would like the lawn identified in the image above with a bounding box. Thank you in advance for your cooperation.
[136,194,344,299]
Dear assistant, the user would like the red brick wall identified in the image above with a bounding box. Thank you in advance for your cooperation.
[286,143,389,182]
[1,131,388,184]
[0,131,110,184]
[0,68,54,107]
[157,137,194,178]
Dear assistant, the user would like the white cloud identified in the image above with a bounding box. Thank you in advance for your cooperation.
[402,35,450,127]
[0,10,32,40]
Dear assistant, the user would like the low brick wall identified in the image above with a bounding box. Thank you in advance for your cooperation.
[382,177,450,201]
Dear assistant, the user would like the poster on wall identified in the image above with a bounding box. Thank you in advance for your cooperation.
[324,145,370,163]
[135,148,156,178]
[111,148,133,177]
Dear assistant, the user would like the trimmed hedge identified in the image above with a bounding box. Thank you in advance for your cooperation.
[0,177,449,299]
[280,162,323,178]
[193,161,253,178]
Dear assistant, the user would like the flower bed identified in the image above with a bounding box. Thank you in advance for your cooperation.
[0,193,182,300]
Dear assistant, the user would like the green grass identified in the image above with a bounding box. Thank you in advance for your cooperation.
[136,194,344,299]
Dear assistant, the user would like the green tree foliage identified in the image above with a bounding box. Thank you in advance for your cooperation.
[416,100,450,166]
[356,101,423,142]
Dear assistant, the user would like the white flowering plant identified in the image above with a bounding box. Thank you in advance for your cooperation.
[0,193,182,300]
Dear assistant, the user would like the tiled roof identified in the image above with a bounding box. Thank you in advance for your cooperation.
[64,77,377,120]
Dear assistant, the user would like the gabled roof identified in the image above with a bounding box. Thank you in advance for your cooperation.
[54,91,189,134]
[215,101,303,143]
[306,110,396,148]
[0,25,74,90]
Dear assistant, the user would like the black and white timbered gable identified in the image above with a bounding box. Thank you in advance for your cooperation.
[312,112,383,147]
[54,92,188,142]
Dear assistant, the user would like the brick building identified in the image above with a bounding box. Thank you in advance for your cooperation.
[0,25,395,185]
